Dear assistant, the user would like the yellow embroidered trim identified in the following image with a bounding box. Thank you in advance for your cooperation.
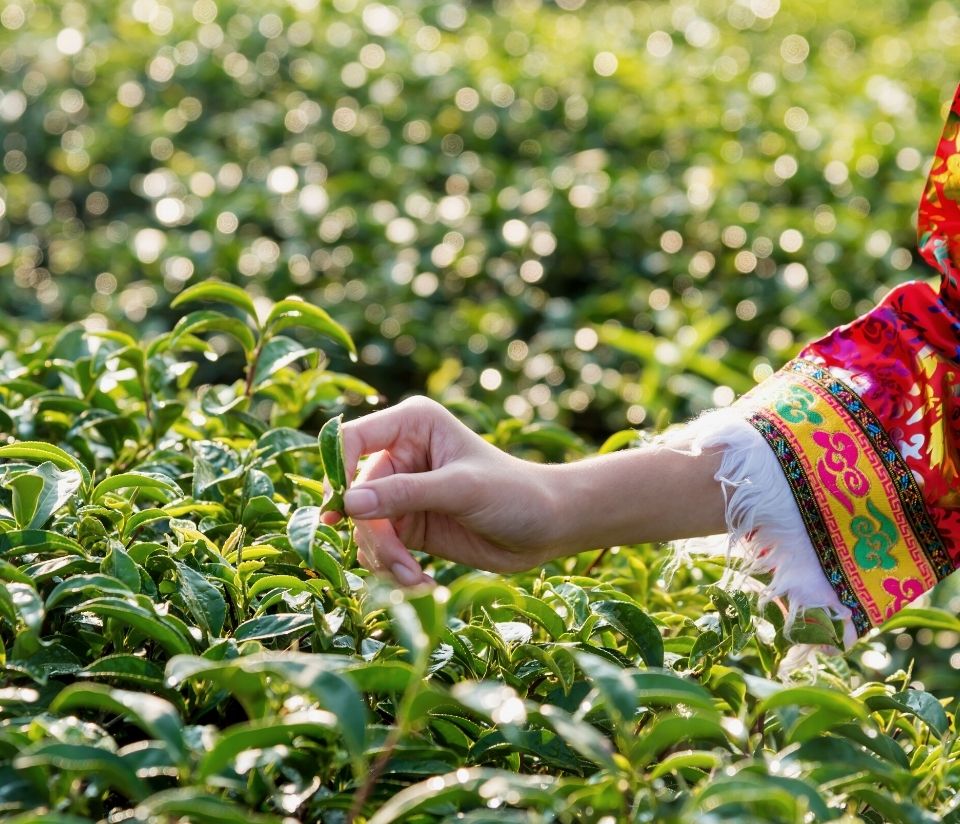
[741,361,941,633]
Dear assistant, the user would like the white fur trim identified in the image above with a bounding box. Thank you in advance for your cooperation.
[655,406,858,651]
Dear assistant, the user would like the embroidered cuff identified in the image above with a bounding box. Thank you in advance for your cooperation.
[743,358,953,638]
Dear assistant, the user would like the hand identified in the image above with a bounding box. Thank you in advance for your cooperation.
[325,396,562,586]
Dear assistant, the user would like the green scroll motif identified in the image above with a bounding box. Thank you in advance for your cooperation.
[775,385,824,425]
[852,499,899,571]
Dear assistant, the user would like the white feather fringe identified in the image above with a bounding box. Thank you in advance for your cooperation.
[654,405,858,652]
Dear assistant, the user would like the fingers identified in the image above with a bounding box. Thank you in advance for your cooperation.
[350,449,426,585]
[341,396,445,483]
[354,517,432,586]
[344,463,466,521]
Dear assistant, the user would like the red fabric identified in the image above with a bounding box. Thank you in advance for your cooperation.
[796,82,960,573]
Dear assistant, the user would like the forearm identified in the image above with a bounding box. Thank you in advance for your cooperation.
[542,440,727,555]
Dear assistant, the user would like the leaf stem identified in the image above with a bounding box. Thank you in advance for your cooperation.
[243,338,266,400]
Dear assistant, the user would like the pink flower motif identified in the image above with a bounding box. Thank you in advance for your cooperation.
[882,577,926,618]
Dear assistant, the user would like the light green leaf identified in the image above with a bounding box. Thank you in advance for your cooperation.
[51,683,187,764]
[287,506,346,589]
[197,710,338,778]
[4,461,81,530]
[234,612,314,642]
[170,281,259,324]
[14,742,148,801]
[45,574,133,611]
[92,472,181,503]
[169,309,256,354]
[134,788,283,824]
[757,686,869,722]
[318,413,346,491]
[0,443,90,487]
[67,597,193,656]
[368,768,557,824]
[879,607,960,634]
[265,297,356,359]
[7,582,43,636]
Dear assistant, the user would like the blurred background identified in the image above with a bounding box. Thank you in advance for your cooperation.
[2,0,960,683]
[2,0,957,438]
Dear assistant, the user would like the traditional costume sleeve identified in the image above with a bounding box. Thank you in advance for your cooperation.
[671,83,960,649]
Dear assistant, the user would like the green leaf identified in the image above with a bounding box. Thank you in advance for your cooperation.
[367,768,557,824]
[165,652,367,758]
[170,281,259,324]
[14,742,148,801]
[318,413,347,491]
[7,582,43,636]
[91,472,181,503]
[51,683,187,763]
[177,563,226,639]
[46,574,133,611]
[247,574,327,600]
[757,686,869,722]
[169,309,256,354]
[631,714,729,765]
[287,506,346,589]
[79,654,165,688]
[598,429,641,454]
[251,335,313,386]
[591,600,664,667]
[4,461,82,530]
[879,607,960,633]
[197,710,338,778]
[254,427,317,463]
[569,650,637,722]
[264,297,357,358]
[100,545,141,592]
[287,473,327,503]
[787,607,843,645]
[866,690,949,739]
[508,594,566,639]
[234,612,314,642]
[0,530,85,559]
[68,597,193,656]
[133,788,283,824]
[0,442,91,487]
[631,670,718,713]
[693,774,832,821]
[531,704,617,769]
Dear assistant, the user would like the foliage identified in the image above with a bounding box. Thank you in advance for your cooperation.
[0,293,959,823]
[1,0,958,435]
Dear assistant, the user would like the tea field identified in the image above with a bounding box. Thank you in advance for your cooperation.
[3,1,960,821]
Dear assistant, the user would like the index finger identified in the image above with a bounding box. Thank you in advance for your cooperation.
[341,397,434,483]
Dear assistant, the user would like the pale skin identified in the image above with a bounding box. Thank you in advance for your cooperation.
[320,395,728,586]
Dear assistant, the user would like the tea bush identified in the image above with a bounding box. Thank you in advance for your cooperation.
[1,287,960,823]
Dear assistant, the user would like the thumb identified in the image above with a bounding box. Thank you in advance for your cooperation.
[344,467,464,520]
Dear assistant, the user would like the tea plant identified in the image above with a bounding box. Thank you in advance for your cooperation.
[0,288,956,823]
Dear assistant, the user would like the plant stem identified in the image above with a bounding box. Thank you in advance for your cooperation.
[346,722,404,823]
[243,338,265,400]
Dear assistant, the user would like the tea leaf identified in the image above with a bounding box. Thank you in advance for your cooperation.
[265,298,357,359]
[51,683,187,763]
[170,282,259,325]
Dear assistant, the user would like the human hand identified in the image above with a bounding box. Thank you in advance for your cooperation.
[323,396,562,586]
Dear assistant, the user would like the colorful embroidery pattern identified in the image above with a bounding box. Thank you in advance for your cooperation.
[745,362,947,633]
[749,412,873,635]
[741,84,960,636]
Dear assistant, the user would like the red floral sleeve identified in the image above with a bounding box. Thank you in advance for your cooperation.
[732,83,960,639]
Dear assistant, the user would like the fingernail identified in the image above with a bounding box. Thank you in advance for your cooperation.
[344,487,378,517]
[391,562,420,586]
